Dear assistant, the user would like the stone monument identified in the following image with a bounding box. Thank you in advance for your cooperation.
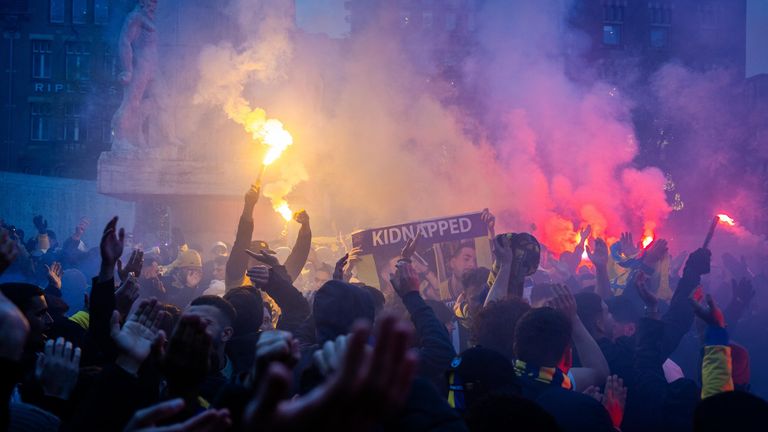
[98,0,257,247]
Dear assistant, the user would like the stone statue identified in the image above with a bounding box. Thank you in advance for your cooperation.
[111,0,159,151]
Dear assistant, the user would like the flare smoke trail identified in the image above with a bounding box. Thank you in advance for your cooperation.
[190,0,677,255]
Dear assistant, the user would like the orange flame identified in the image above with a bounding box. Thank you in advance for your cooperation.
[275,202,294,222]
[642,235,654,248]
[717,214,735,226]
[255,119,293,166]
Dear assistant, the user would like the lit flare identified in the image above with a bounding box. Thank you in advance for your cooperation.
[642,235,654,248]
[717,214,735,226]
[255,119,293,166]
[275,202,293,222]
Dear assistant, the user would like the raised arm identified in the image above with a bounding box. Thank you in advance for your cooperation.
[391,261,455,390]
[549,284,609,391]
[226,185,260,289]
[692,295,734,399]
[283,210,312,282]
[586,238,611,299]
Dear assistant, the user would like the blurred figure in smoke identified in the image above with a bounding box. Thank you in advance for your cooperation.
[163,249,204,308]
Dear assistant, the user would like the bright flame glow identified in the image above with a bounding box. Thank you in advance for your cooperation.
[717,214,735,226]
[275,202,293,222]
[255,119,294,166]
[642,235,654,248]
[581,238,589,260]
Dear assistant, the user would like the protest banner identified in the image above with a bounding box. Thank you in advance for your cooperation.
[351,211,492,303]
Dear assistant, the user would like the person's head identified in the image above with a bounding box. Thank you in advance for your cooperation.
[0,283,53,350]
[605,295,642,339]
[693,391,768,432]
[514,307,572,367]
[223,286,264,337]
[447,347,520,413]
[449,242,477,280]
[730,342,751,391]
[210,241,228,257]
[61,269,88,314]
[173,249,203,288]
[471,298,531,360]
[574,292,615,341]
[530,283,556,308]
[461,267,490,310]
[212,255,228,282]
[313,280,375,344]
[247,240,272,267]
[187,296,236,354]
[313,263,333,290]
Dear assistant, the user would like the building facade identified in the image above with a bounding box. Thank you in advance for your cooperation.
[0,0,124,179]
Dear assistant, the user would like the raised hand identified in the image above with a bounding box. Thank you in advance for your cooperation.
[245,249,280,268]
[481,208,496,238]
[632,271,658,317]
[100,217,126,282]
[683,248,712,278]
[35,337,81,399]
[115,275,141,318]
[253,330,300,381]
[579,225,592,244]
[401,231,420,261]
[619,232,639,256]
[0,229,18,276]
[246,265,270,289]
[547,284,577,321]
[45,262,63,291]
[112,298,169,375]
[492,234,514,265]
[123,398,231,432]
[586,238,609,268]
[0,291,29,361]
[313,334,348,378]
[333,254,349,281]
[243,315,417,431]
[118,249,144,284]
[293,210,310,226]
[390,261,420,297]
[162,314,212,395]
[691,294,725,328]
[602,375,627,429]
[731,277,755,306]
[33,215,49,234]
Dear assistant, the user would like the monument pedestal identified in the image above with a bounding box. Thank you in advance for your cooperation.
[97,151,264,251]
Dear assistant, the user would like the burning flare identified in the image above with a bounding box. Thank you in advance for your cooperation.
[275,201,294,222]
[642,235,654,249]
[255,119,294,166]
[717,214,735,226]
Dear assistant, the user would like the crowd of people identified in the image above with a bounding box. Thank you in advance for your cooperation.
[1,185,767,432]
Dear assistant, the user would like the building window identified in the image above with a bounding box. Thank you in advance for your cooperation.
[50,0,65,23]
[649,4,671,48]
[94,0,109,25]
[445,13,457,31]
[603,3,624,46]
[66,42,91,81]
[30,103,54,141]
[32,40,53,79]
[72,0,89,24]
[422,12,433,30]
[64,103,86,145]
[603,24,622,45]
[650,27,669,48]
